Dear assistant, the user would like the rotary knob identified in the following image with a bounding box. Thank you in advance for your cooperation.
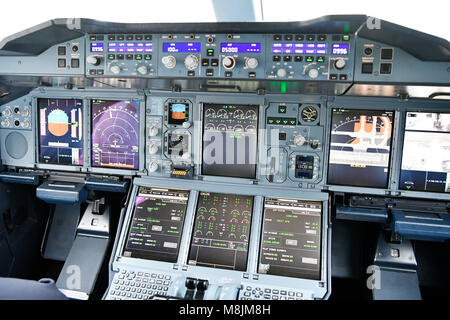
[245,57,258,69]
[1,119,10,127]
[2,107,11,117]
[308,68,319,79]
[276,68,287,78]
[149,126,159,137]
[182,121,191,129]
[87,55,101,66]
[184,54,199,70]
[310,140,319,149]
[110,65,121,74]
[137,65,148,75]
[334,58,346,70]
[162,55,176,69]
[222,56,236,69]
[293,134,306,146]
[148,161,158,173]
[149,144,159,155]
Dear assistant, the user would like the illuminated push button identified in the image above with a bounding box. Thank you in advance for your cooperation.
[110,65,121,74]
[137,65,148,75]
[245,57,258,69]
[308,68,319,79]
[184,54,199,70]
[222,56,235,69]
[162,55,176,69]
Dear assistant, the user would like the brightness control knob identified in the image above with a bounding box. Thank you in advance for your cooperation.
[184,55,199,70]
[149,126,159,137]
[149,144,159,155]
[87,55,101,66]
[308,68,319,79]
[276,68,287,78]
[293,134,306,146]
[148,161,158,173]
[110,65,121,74]
[245,57,258,69]
[334,58,346,70]
[162,55,176,69]
[222,56,236,69]
[137,65,148,75]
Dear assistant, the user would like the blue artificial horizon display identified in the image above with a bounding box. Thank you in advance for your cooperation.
[163,42,201,53]
[220,43,261,53]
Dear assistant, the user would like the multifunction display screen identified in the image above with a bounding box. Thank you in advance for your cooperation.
[187,192,254,271]
[328,109,394,188]
[258,197,322,280]
[91,99,140,170]
[400,112,450,193]
[38,98,84,166]
[123,187,189,262]
[202,104,258,179]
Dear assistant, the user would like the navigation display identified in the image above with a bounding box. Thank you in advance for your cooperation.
[123,187,189,262]
[202,104,258,179]
[258,197,322,280]
[38,98,84,166]
[400,112,450,193]
[328,109,394,188]
[91,99,140,170]
[187,192,254,271]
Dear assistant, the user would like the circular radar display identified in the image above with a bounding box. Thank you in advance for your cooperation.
[301,106,318,123]
[91,100,140,170]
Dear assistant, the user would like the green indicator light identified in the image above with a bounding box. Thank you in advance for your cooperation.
[289,120,296,125]
[282,119,288,124]
[280,82,288,93]
[275,119,281,124]
[344,24,350,33]
[343,35,350,41]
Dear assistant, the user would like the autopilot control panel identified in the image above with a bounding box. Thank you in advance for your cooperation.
[0,16,449,301]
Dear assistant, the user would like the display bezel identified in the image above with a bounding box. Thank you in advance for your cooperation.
[90,99,141,170]
[399,111,450,194]
[257,197,323,281]
[201,103,260,180]
[36,97,85,167]
[186,191,255,271]
[327,108,395,189]
[121,186,190,263]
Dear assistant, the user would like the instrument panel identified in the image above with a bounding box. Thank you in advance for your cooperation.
[0,17,449,301]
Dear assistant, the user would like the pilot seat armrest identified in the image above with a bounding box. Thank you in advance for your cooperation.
[391,210,450,241]
[0,172,39,185]
[36,180,87,205]
[85,178,129,193]
[335,205,388,223]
